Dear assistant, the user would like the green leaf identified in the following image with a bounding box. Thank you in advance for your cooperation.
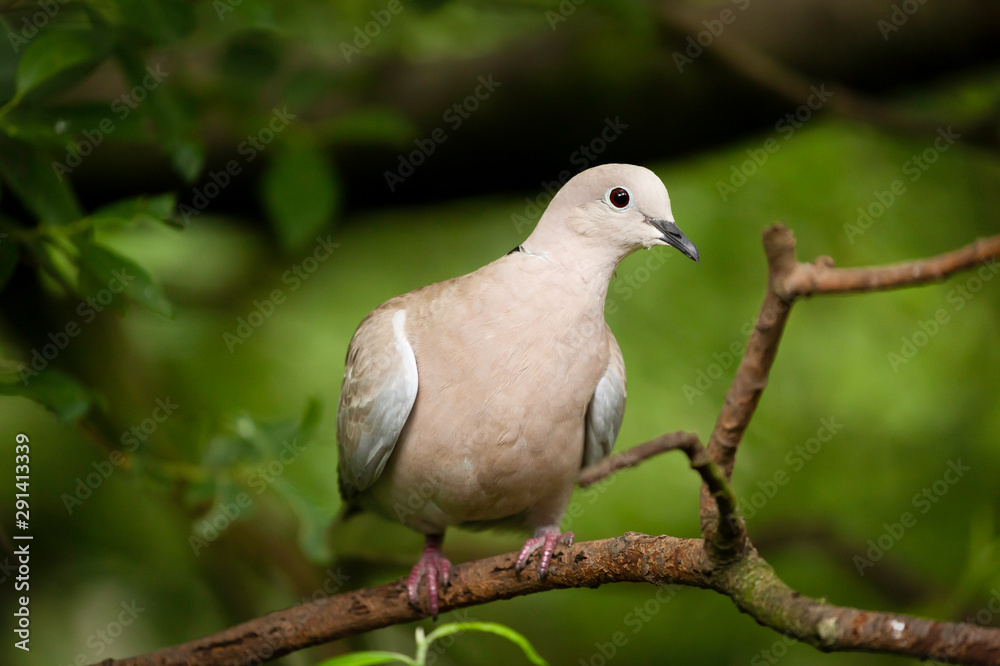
[76,240,174,318]
[314,651,417,666]
[0,231,18,293]
[269,476,332,563]
[300,397,323,437]
[15,26,114,98]
[87,193,177,228]
[115,49,204,183]
[0,135,83,225]
[262,138,338,250]
[420,622,549,666]
[170,140,205,184]
[0,369,94,422]
[200,433,259,471]
[2,99,156,147]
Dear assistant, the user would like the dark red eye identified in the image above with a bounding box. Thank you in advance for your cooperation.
[609,187,630,208]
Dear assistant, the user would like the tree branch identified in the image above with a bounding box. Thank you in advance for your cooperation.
[578,431,697,487]
[698,227,1000,539]
[782,235,1000,298]
[700,225,796,539]
[101,227,1000,666]
[102,535,1000,666]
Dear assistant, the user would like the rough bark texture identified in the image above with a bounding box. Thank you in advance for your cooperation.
[99,227,1000,666]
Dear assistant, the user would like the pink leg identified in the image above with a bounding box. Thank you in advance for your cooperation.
[515,526,575,578]
[407,534,451,618]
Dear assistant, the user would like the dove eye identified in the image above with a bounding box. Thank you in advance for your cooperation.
[608,187,631,209]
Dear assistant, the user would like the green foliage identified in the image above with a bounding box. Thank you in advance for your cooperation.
[0,367,96,421]
[263,136,340,250]
[316,623,549,666]
[0,134,82,225]
[0,3,998,666]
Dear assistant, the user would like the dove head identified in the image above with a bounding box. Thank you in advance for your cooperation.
[524,164,699,265]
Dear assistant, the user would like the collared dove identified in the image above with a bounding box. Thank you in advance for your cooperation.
[337,163,698,616]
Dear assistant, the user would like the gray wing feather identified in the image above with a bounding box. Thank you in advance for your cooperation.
[583,325,626,468]
[337,307,418,500]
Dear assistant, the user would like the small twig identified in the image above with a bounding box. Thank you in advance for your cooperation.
[783,235,1000,298]
[679,439,747,561]
[578,431,696,487]
[581,432,747,558]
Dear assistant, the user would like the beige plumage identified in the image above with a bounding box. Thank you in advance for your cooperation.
[337,164,698,615]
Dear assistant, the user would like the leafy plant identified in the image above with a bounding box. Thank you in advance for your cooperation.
[316,622,549,666]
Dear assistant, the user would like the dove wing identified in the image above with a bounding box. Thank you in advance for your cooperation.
[582,324,627,468]
[337,306,418,501]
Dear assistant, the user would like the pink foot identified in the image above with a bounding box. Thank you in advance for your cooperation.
[407,534,451,618]
[515,527,575,579]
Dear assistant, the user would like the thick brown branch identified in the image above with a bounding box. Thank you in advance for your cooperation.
[100,535,1000,666]
[717,550,1000,666]
[101,534,712,666]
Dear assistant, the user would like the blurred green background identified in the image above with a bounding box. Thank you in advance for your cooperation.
[1,1,999,664]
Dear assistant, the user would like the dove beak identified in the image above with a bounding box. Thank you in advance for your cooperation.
[649,219,700,263]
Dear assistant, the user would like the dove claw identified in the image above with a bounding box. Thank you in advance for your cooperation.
[407,535,451,619]
[516,527,574,578]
